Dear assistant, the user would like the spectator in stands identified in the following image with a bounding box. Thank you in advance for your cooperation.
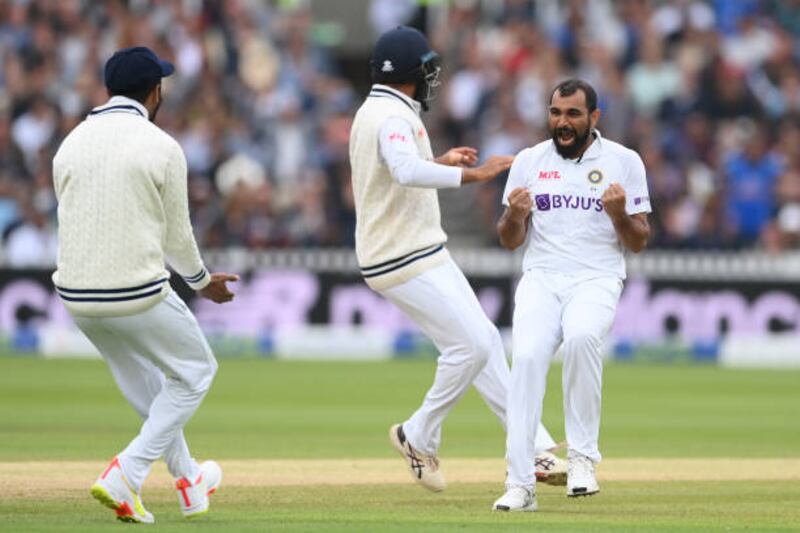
[626,34,681,117]
[723,124,783,246]
[3,200,56,267]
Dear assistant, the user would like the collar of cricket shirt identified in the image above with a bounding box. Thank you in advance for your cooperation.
[369,84,422,115]
[88,95,149,120]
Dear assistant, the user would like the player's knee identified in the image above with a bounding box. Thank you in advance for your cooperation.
[183,356,218,395]
[564,332,602,353]
[199,357,218,390]
[511,347,551,369]
[131,402,151,420]
[467,330,494,365]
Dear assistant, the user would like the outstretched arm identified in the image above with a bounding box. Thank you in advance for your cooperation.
[379,117,512,187]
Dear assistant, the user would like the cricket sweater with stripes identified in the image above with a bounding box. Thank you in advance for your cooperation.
[349,85,460,291]
[52,96,210,317]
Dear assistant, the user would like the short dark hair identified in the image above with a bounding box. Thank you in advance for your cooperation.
[111,82,158,104]
[550,79,597,113]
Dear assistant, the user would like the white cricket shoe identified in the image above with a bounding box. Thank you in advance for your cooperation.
[492,485,537,512]
[90,456,155,524]
[175,460,223,519]
[535,451,567,486]
[567,451,599,497]
[389,424,446,492]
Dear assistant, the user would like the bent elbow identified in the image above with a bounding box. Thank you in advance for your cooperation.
[392,169,412,187]
[629,237,649,253]
[498,232,520,251]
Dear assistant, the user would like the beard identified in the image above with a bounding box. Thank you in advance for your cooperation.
[551,123,592,159]
[150,99,162,122]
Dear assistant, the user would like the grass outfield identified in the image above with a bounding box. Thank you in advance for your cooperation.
[0,358,798,531]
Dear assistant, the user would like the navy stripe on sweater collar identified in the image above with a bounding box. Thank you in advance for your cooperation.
[88,104,145,117]
[88,96,149,119]
[368,84,421,114]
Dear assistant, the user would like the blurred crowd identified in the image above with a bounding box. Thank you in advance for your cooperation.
[1,0,800,267]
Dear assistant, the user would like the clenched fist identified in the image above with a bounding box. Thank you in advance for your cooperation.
[507,187,532,221]
[602,183,627,221]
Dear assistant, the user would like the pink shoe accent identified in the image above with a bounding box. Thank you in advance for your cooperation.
[100,457,121,480]
[175,478,192,507]
[116,502,133,518]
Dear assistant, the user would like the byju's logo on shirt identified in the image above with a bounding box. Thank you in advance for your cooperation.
[534,193,603,212]
[534,194,551,210]
[538,170,561,180]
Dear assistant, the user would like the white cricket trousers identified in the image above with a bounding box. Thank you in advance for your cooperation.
[380,258,556,456]
[72,291,218,492]
[506,269,622,488]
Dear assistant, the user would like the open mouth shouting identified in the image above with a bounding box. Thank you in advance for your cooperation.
[556,126,577,145]
[551,124,591,159]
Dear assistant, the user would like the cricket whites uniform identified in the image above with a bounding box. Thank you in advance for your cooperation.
[53,96,216,491]
[350,84,556,455]
[502,131,651,488]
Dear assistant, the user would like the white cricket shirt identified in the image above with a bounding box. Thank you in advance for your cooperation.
[502,131,651,279]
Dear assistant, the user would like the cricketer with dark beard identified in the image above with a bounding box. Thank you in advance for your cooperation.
[549,79,599,160]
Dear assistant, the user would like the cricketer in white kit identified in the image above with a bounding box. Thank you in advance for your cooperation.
[52,47,237,524]
[350,26,567,493]
[492,79,651,512]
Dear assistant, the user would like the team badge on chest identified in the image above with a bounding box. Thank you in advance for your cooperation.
[587,170,603,184]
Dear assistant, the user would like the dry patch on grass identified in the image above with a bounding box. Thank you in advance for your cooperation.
[2,458,799,500]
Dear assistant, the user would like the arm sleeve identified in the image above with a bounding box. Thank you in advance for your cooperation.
[501,149,528,206]
[625,152,652,215]
[378,116,462,189]
[162,142,211,290]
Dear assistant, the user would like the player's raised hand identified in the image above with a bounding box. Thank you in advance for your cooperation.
[507,187,533,220]
[436,146,478,167]
[601,183,627,221]
[198,272,240,304]
[462,155,515,184]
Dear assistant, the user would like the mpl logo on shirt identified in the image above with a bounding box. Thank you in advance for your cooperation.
[538,170,561,180]
[534,193,603,212]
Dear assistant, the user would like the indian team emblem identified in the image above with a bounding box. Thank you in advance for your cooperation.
[587,169,603,184]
